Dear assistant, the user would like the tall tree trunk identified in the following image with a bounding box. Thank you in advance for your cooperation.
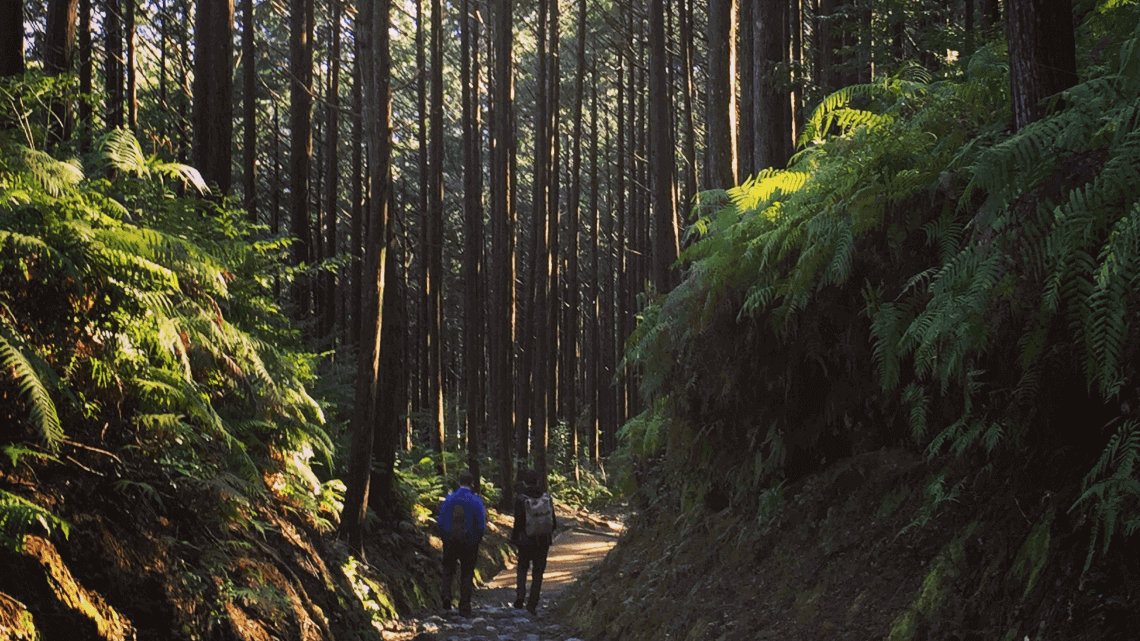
[565,0,589,482]
[816,0,840,94]
[606,44,625,457]
[272,100,282,238]
[323,0,343,340]
[650,0,680,293]
[541,0,561,486]
[491,0,517,511]
[0,0,22,78]
[529,0,551,483]
[1007,0,1077,131]
[679,0,698,220]
[586,66,601,468]
[461,0,485,490]
[427,0,446,475]
[706,0,738,188]
[78,0,91,151]
[980,0,1000,31]
[125,0,136,130]
[44,0,79,147]
[192,0,233,195]
[351,30,365,347]
[755,0,791,169]
[790,0,804,140]
[105,0,124,130]
[738,0,755,179]
[242,0,256,222]
[370,204,405,518]
[290,0,314,318]
[339,0,392,555]
[415,0,429,428]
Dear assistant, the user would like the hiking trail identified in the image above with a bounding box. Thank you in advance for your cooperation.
[376,508,624,641]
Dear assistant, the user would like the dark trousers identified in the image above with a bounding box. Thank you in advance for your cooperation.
[441,540,479,611]
[515,543,550,610]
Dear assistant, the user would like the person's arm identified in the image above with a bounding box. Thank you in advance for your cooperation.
[510,497,524,544]
[474,497,487,542]
[438,497,451,537]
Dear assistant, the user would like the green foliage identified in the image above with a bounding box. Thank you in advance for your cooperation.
[621,9,1140,563]
[1072,419,1140,566]
[0,84,331,546]
[0,489,70,552]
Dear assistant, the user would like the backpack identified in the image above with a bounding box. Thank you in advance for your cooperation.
[449,501,468,543]
[523,492,553,537]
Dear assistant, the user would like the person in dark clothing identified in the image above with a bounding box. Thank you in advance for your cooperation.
[438,470,486,616]
[510,468,557,614]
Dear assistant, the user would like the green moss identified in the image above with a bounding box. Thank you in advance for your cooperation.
[793,581,826,625]
[889,522,979,641]
[847,588,870,624]
[1011,511,1053,600]
[889,610,919,641]
[877,484,913,520]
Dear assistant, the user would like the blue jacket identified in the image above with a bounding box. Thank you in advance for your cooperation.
[438,486,486,548]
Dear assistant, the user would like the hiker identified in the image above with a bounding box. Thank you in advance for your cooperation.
[438,469,487,616]
[510,468,557,614]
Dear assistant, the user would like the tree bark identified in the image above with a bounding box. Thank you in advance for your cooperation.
[706,0,738,189]
[738,0,755,179]
[290,0,314,317]
[125,0,136,130]
[679,0,698,219]
[754,0,791,169]
[586,66,601,468]
[322,0,343,340]
[816,0,840,95]
[339,0,392,555]
[650,0,680,293]
[0,0,22,78]
[427,0,446,475]
[44,0,79,146]
[105,0,124,130]
[1007,0,1078,131]
[460,0,485,490]
[242,0,256,222]
[490,0,517,511]
[193,0,233,195]
[78,0,91,151]
[565,0,589,481]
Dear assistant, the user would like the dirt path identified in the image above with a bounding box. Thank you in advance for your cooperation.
[377,512,623,641]
[478,526,620,608]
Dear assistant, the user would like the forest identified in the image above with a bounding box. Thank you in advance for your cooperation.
[2,0,1139,638]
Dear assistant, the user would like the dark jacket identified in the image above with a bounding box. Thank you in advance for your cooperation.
[511,485,557,548]
[439,486,487,548]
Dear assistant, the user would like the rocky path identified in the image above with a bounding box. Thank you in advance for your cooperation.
[378,511,623,641]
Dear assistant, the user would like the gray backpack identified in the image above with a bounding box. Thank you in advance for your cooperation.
[523,493,553,537]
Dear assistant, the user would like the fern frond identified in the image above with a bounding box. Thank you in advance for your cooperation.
[10,146,83,197]
[0,319,63,451]
[0,490,71,552]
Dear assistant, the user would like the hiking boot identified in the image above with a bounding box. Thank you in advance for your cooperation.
[512,599,524,609]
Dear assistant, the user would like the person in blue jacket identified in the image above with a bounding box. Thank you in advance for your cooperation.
[438,469,486,615]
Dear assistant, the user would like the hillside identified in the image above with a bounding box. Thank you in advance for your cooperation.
[562,6,1140,641]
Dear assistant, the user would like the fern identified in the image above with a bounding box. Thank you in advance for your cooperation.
[0,316,63,451]
[1072,419,1140,567]
[0,489,70,552]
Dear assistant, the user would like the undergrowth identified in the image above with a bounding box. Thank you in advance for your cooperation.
[621,3,1140,568]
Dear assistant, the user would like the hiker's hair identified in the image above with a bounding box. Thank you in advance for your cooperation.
[520,469,539,487]
[459,470,474,487]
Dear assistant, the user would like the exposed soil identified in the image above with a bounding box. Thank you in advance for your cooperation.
[559,448,1140,641]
